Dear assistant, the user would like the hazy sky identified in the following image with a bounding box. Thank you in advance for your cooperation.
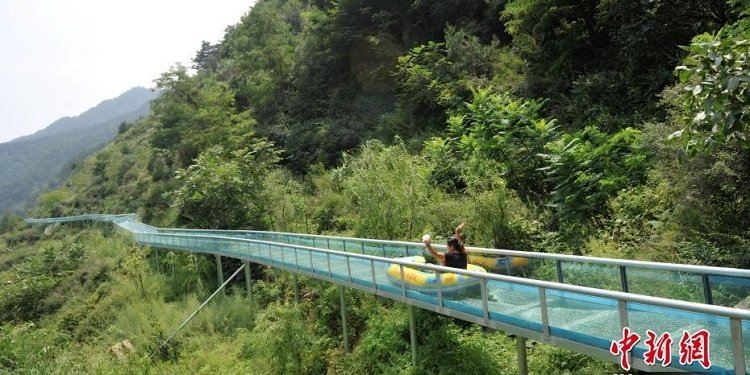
[0,0,254,143]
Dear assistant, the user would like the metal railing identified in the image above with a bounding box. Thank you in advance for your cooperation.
[26,214,750,373]
[160,227,750,306]
[132,230,749,374]
[27,214,750,306]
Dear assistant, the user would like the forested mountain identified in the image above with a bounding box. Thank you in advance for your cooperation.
[0,87,158,213]
[1,0,749,373]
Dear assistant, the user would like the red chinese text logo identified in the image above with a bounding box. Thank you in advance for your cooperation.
[678,329,712,369]
[610,327,641,371]
[610,328,711,371]
[643,330,672,367]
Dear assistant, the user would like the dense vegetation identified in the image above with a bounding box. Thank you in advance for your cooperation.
[0,87,157,213]
[1,0,749,373]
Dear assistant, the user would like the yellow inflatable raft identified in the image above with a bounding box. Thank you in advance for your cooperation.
[468,254,529,274]
[386,256,487,294]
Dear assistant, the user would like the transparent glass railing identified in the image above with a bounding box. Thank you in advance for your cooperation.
[130,230,750,374]
[158,227,750,308]
[25,215,750,373]
[27,216,750,307]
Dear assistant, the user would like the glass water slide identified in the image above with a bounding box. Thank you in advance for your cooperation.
[26,214,750,374]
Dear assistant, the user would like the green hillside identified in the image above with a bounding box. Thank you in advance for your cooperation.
[1,0,749,373]
[0,87,158,213]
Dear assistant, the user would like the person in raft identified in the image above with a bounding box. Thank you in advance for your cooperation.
[422,223,467,269]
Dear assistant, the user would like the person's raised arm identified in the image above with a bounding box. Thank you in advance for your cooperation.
[423,235,445,265]
[454,223,465,246]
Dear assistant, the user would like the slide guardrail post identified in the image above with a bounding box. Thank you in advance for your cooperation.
[481,278,490,326]
[618,300,630,368]
[346,254,352,283]
[506,257,513,277]
[215,255,225,296]
[730,317,746,375]
[436,272,443,312]
[400,264,407,298]
[620,266,628,293]
[327,253,332,277]
[370,260,377,292]
[702,274,713,305]
[339,285,350,352]
[539,288,550,339]
[293,248,300,305]
[409,304,417,366]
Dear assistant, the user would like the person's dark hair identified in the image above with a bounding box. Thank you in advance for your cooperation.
[447,236,465,253]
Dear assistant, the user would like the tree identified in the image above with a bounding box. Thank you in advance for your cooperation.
[541,126,648,238]
[0,213,22,235]
[192,41,220,71]
[445,88,558,201]
[502,0,729,129]
[337,139,436,240]
[674,13,750,150]
[172,138,280,229]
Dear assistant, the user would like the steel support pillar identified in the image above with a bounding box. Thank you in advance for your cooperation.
[155,248,161,273]
[215,255,225,296]
[409,304,418,366]
[294,273,299,305]
[244,262,254,318]
[517,336,528,375]
[339,285,350,352]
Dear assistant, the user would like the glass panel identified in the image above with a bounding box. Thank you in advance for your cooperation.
[527,258,558,283]
[628,303,733,373]
[441,271,484,318]
[328,239,346,252]
[546,290,619,350]
[710,275,750,308]
[348,257,375,289]
[627,268,703,303]
[404,244,425,257]
[487,280,542,333]
[561,262,620,291]
[328,253,349,281]
[371,259,403,295]
[295,248,313,271]
[362,242,383,256]
[383,244,408,257]
[299,236,316,248]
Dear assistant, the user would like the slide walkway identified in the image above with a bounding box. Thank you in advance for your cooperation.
[26,214,750,374]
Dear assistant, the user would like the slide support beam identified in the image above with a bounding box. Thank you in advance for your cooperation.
[339,285,350,352]
[409,304,418,365]
[215,255,225,296]
[517,336,528,375]
[244,262,253,318]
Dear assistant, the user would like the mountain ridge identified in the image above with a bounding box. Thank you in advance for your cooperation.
[0,87,159,213]
[8,87,158,144]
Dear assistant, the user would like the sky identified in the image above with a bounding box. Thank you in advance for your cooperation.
[0,0,255,143]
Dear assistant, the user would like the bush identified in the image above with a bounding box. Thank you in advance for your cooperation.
[542,126,648,243]
[337,139,437,240]
[244,302,324,375]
